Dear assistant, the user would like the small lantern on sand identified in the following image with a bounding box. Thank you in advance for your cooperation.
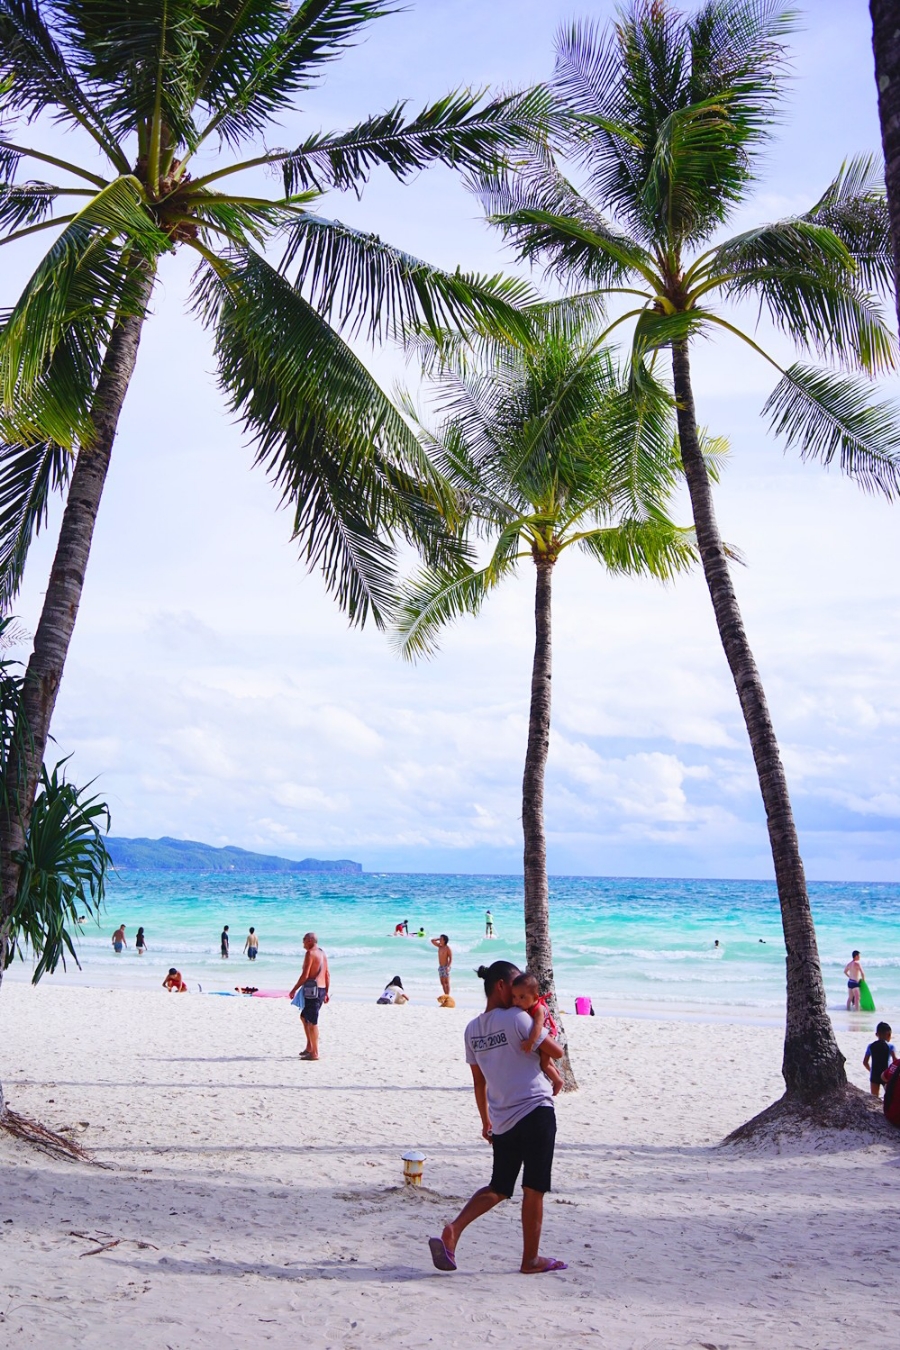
[402,1149,426,1186]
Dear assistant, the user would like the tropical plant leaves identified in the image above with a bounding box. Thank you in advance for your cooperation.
[281,212,537,342]
[281,86,552,195]
[6,759,111,982]
[763,363,900,498]
[0,438,70,610]
[196,246,460,625]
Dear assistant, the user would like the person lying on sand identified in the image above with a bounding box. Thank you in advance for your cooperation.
[163,968,188,993]
[511,972,564,1096]
[428,959,567,1277]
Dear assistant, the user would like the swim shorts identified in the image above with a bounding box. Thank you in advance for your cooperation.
[302,989,326,1024]
[489,1105,556,1197]
[114,942,123,953]
[248,949,257,960]
[847,979,860,989]
[439,965,450,978]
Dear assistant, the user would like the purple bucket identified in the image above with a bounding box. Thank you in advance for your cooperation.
[575,996,592,1016]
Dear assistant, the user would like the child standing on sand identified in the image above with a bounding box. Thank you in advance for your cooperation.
[863,1022,896,1097]
[511,972,564,1095]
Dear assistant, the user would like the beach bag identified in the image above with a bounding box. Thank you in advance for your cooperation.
[883,1062,900,1126]
[575,997,592,1016]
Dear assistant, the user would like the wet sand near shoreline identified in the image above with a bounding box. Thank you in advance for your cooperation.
[0,984,896,1349]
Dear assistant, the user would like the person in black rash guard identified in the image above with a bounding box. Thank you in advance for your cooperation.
[221,925,230,959]
[863,1022,897,1097]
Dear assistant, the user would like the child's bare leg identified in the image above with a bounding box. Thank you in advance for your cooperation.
[539,1049,564,1095]
[870,1080,881,1097]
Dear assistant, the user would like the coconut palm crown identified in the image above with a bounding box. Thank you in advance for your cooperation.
[479,1,900,1107]
[0,0,549,969]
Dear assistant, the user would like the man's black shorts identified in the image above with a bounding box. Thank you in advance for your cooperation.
[489,1105,556,1197]
[302,990,325,1025]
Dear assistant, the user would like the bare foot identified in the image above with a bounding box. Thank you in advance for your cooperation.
[441,1223,457,1261]
[521,1256,568,1274]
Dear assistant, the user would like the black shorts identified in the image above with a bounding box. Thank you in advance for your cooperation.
[489,1105,556,1197]
[302,991,325,1025]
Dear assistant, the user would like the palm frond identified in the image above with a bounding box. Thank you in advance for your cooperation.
[802,154,894,294]
[187,187,316,248]
[46,0,214,152]
[710,219,895,374]
[280,213,537,342]
[195,246,459,625]
[194,0,391,150]
[393,558,513,661]
[0,179,167,413]
[576,514,697,578]
[479,151,653,289]
[0,437,70,609]
[6,759,110,983]
[281,86,552,195]
[0,179,74,233]
[762,362,900,498]
[0,0,127,166]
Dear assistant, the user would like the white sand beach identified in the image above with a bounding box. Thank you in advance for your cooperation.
[0,983,896,1349]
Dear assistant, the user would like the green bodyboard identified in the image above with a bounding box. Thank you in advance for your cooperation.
[859,977,876,1013]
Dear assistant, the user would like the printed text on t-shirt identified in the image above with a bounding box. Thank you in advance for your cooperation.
[470,1031,509,1053]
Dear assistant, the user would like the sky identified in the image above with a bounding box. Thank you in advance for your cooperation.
[4,0,900,880]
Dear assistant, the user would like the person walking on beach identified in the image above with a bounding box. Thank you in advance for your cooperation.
[485,910,494,938]
[844,950,865,1010]
[428,959,567,1276]
[289,932,330,1060]
[864,1022,896,1097]
[220,925,230,959]
[135,927,147,956]
[111,924,127,953]
[243,927,259,961]
[432,934,452,995]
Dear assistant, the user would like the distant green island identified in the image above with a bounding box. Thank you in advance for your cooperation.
[107,837,362,874]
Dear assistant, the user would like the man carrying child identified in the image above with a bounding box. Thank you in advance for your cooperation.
[428,959,567,1276]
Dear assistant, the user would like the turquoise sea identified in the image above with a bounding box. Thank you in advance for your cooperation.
[5,871,900,1026]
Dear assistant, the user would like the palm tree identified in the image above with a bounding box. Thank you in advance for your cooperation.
[0,1,548,964]
[395,316,697,1090]
[870,0,900,330]
[482,1,900,1109]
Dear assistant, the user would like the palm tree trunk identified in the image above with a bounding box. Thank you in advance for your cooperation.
[523,553,576,1091]
[671,340,846,1102]
[0,264,155,995]
[870,0,900,334]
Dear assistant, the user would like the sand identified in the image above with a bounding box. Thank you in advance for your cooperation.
[0,982,897,1349]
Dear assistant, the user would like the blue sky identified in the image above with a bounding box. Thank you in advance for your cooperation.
[6,0,900,879]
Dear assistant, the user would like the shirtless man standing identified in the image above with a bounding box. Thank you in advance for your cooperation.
[432,934,452,996]
[844,950,865,1010]
[289,932,330,1060]
[111,924,127,953]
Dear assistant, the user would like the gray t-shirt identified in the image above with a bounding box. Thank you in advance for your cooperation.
[464,1007,553,1135]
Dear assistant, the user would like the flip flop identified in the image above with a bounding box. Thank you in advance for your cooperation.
[523,1258,568,1274]
[428,1237,457,1272]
